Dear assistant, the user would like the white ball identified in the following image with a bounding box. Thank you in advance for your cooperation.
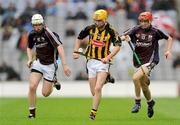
[78,48,83,52]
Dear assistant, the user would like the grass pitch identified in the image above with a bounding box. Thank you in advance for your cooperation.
[0,97,180,125]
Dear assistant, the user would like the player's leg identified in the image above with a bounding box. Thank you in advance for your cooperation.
[140,76,155,118]
[87,59,109,120]
[87,65,97,120]
[41,63,58,96]
[89,77,97,96]
[53,63,61,90]
[140,64,156,118]
[147,99,155,118]
[90,72,108,120]
[42,79,54,97]
[93,72,108,109]
[105,73,115,84]
[139,65,151,100]
[53,78,61,90]
[28,71,42,118]
[131,68,144,113]
[88,77,97,120]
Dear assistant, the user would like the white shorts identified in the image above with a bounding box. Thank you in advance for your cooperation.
[134,63,150,71]
[87,59,110,78]
[31,59,56,82]
[134,63,155,76]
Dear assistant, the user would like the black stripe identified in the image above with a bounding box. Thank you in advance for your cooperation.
[101,47,105,58]
[90,27,96,57]
[92,25,96,35]
[90,44,93,57]
[105,27,111,58]
[85,46,89,56]
[102,29,109,58]
[31,69,43,75]
[95,47,98,59]
[44,78,54,82]
[86,61,88,74]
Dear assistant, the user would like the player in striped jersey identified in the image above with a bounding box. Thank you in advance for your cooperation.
[73,9,121,120]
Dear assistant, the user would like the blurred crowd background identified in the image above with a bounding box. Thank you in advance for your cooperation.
[0,0,180,81]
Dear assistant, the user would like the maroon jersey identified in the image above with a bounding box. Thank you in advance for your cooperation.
[127,25,169,67]
[28,27,62,65]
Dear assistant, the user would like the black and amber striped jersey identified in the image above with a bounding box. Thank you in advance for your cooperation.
[77,23,121,59]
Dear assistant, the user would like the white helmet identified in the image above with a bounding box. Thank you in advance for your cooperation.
[31,14,44,25]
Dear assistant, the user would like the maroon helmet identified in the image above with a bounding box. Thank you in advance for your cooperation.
[138,12,153,22]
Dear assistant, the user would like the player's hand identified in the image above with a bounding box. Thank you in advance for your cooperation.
[73,52,80,59]
[63,64,71,76]
[120,35,131,42]
[164,50,172,59]
[101,56,110,64]
[27,60,33,68]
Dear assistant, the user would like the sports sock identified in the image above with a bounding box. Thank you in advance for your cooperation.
[29,107,36,117]
[135,99,141,105]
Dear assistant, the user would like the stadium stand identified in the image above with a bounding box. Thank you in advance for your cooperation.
[0,0,179,81]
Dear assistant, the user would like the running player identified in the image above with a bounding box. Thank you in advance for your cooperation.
[27,14,71,118]
[121,11,173,118]
[73,9,121,120]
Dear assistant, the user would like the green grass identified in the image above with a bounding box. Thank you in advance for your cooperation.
[0,97,180,125]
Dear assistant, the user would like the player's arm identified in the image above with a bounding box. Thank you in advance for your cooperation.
[57,45,66,66]
[120,35,131,42]
[164,36,173,59]
[120,26,137,42]
[57,45,71,76]
[27,48,33,68]
[45,28,66,65]
[105,46,120,60]
[26,34,34,68]
[73,38,84,59]
[157,29,173,59]
[45,27,67,66]
[52,34,71,76]
[73,25,92,59]
[102,30,121,63]
[45,27,71,76]
[73,38,84,52]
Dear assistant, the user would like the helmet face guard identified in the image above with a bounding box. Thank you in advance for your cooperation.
[31,14,44,32]
[93,9,107,29]
[138,12,152,29]
[94,20,105,29]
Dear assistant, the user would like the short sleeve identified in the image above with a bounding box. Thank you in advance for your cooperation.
[77,25,93,39]
[111,30,122,46]
[156,29,169,40]
[27,33,35,49]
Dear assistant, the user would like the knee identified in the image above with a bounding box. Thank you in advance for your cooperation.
[94,86,102,93]
[91,91,95,96]
[90,88,95,96]
[132,75,139,83]
[29,84,37,92]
